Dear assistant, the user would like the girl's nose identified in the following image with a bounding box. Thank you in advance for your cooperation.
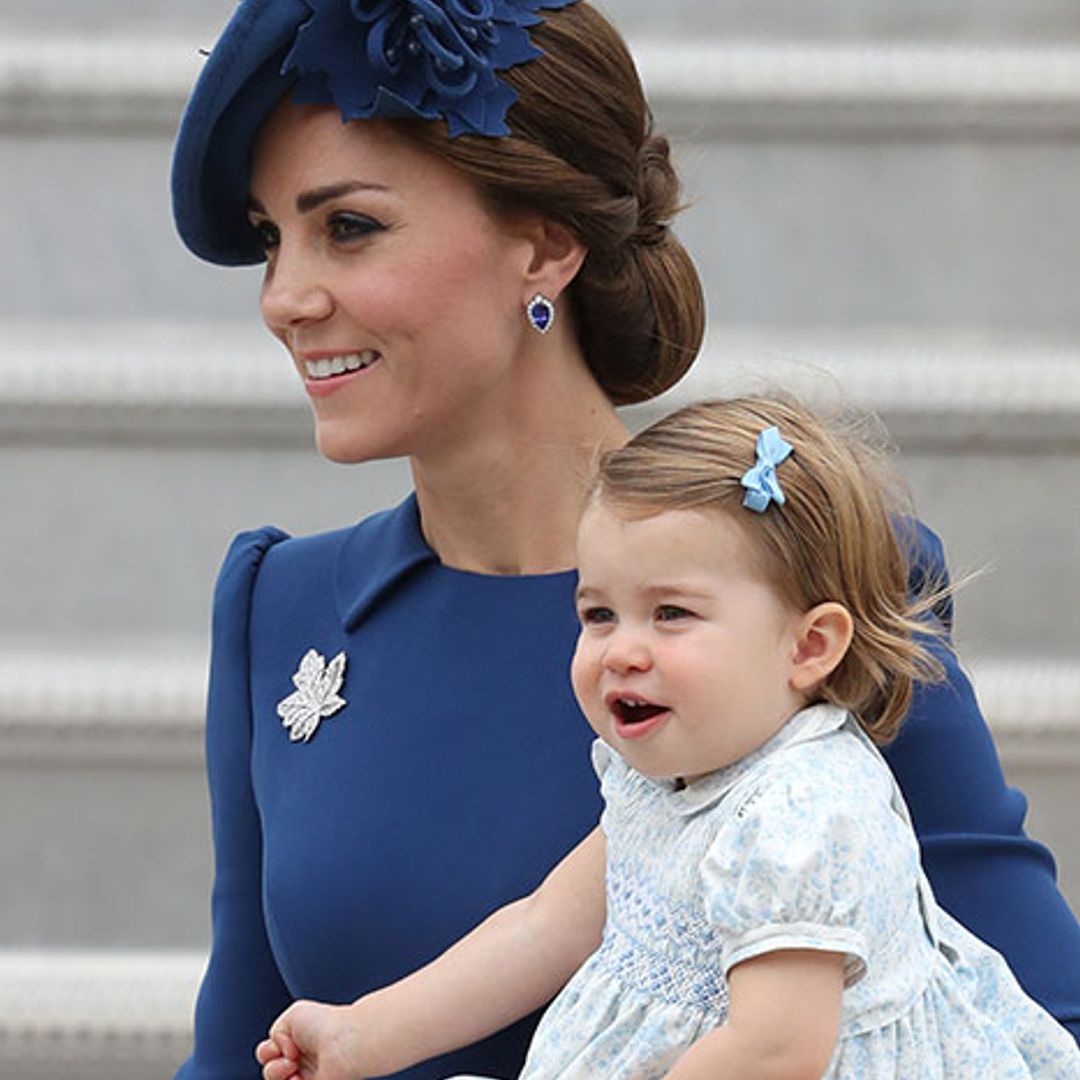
[603,628,652,674]
[260,243,333,332]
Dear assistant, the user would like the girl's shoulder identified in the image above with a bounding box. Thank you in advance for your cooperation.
[722,712,900,844]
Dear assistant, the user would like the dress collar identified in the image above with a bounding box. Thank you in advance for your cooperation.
[335,494,438,631]
[668,702,853,816]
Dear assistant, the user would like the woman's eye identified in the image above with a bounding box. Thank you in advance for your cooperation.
[251,219,279,252]
[580,606,615,626]
[328,212,385,242]
[656,604,693,622]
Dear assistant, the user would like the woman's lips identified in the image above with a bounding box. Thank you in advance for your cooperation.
[303,350,379,379]
[301,350,380,397]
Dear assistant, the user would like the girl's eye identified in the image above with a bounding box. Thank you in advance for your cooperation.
[251,219,279,253]
[579,606,615,626]
[656,604,693,622]
[328,212,386,242]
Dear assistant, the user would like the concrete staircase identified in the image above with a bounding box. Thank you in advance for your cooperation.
[2,0,1079,1074]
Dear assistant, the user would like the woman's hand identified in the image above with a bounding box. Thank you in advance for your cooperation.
[255,1000,371,1080]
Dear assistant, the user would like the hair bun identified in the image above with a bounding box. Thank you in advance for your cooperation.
[634,134,680,246]
[410,3,705,404]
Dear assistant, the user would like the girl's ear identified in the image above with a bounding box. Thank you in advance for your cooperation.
[788,602,854,693]
[518,217,588,304]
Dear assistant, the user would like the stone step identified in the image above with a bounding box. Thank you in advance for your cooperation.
[3,321,1079,442]
[0,644,1078,954]
[7,34,1080,135]
[5,36,1080,330]
[606,0,1080,46]
[2,11,1077,1078]
[2,0,1079,44]
[3,321,1077,655]
[4,647,1076,763]
[0,648,1078,1079]
[0,949,201,1080]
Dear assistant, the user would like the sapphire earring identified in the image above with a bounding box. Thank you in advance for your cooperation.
[525,293,555,334]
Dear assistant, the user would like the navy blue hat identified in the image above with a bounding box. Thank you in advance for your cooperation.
[172,0,581,266]
[172,0,309,266]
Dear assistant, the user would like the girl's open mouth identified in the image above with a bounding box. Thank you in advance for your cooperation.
[610,696,670,739]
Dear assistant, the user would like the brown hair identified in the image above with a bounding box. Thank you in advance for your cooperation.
[392,2,705,405]
[592,396,951,743]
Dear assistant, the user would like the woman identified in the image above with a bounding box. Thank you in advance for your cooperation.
[170,2,1080,1076]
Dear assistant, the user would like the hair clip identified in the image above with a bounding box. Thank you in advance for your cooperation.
[284,0,582,139]
[740,425,793,513]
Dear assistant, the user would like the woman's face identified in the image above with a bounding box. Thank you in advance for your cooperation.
[248,101,539,464]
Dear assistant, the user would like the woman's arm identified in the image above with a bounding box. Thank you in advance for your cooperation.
[891,521,1080,1041]
[176,529,295,1079]
[260,826,607,1080]
[664,951,844,1080]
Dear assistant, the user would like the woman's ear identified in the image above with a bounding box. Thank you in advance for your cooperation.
[519,217,588,304]
[788,602,854,693]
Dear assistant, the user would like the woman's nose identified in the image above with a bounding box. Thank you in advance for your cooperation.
[260,243,333,331]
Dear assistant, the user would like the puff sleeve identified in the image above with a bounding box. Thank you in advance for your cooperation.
[886,521,1080,1042]
[701,768,873,990]
[175,527,291,1080]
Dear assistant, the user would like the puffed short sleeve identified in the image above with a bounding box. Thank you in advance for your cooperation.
[701,767,872,988]
[175,527,291,1080]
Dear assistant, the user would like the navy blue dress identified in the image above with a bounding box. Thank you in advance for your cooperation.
[175,496,1080,1079]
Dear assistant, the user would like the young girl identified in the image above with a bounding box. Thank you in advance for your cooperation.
[257,398,1079,1079]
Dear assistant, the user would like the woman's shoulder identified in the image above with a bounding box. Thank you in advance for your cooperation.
[212,523,342,607]
[213,494,435,638]
[218,496,419,589]
[212,525,289,615]
[896,515,954,630]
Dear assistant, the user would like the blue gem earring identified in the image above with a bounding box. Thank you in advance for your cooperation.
[526,293,555,334]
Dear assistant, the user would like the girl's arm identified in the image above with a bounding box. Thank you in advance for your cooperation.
[665,950,845,1080]
[260,826,607,1080]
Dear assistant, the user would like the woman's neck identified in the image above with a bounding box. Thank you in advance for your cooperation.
[410,380,629,576]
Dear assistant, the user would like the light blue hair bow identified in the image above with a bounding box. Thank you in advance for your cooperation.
[740,426,794,513]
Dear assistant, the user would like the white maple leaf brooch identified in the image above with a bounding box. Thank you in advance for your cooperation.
[276,648,347,743]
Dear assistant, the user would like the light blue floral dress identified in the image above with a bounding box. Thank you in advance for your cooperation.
[509,704,1080,1079]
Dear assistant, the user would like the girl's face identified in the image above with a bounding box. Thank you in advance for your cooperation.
[571,500,807,784]
[248,102,539,464]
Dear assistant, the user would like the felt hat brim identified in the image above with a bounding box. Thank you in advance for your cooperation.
[171,0,311,266]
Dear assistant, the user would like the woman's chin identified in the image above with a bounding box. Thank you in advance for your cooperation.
[312,421,401,466]
[311,419,365,464]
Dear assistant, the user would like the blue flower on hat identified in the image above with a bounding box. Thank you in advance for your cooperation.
[283,0,580,137]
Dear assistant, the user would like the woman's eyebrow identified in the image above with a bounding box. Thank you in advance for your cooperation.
[296,180,389,213]
[246,180,390,217]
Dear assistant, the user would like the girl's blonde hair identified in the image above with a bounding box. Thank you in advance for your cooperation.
[593,396,950,744]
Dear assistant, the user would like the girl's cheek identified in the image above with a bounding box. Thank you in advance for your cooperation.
[570,643,594,706]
